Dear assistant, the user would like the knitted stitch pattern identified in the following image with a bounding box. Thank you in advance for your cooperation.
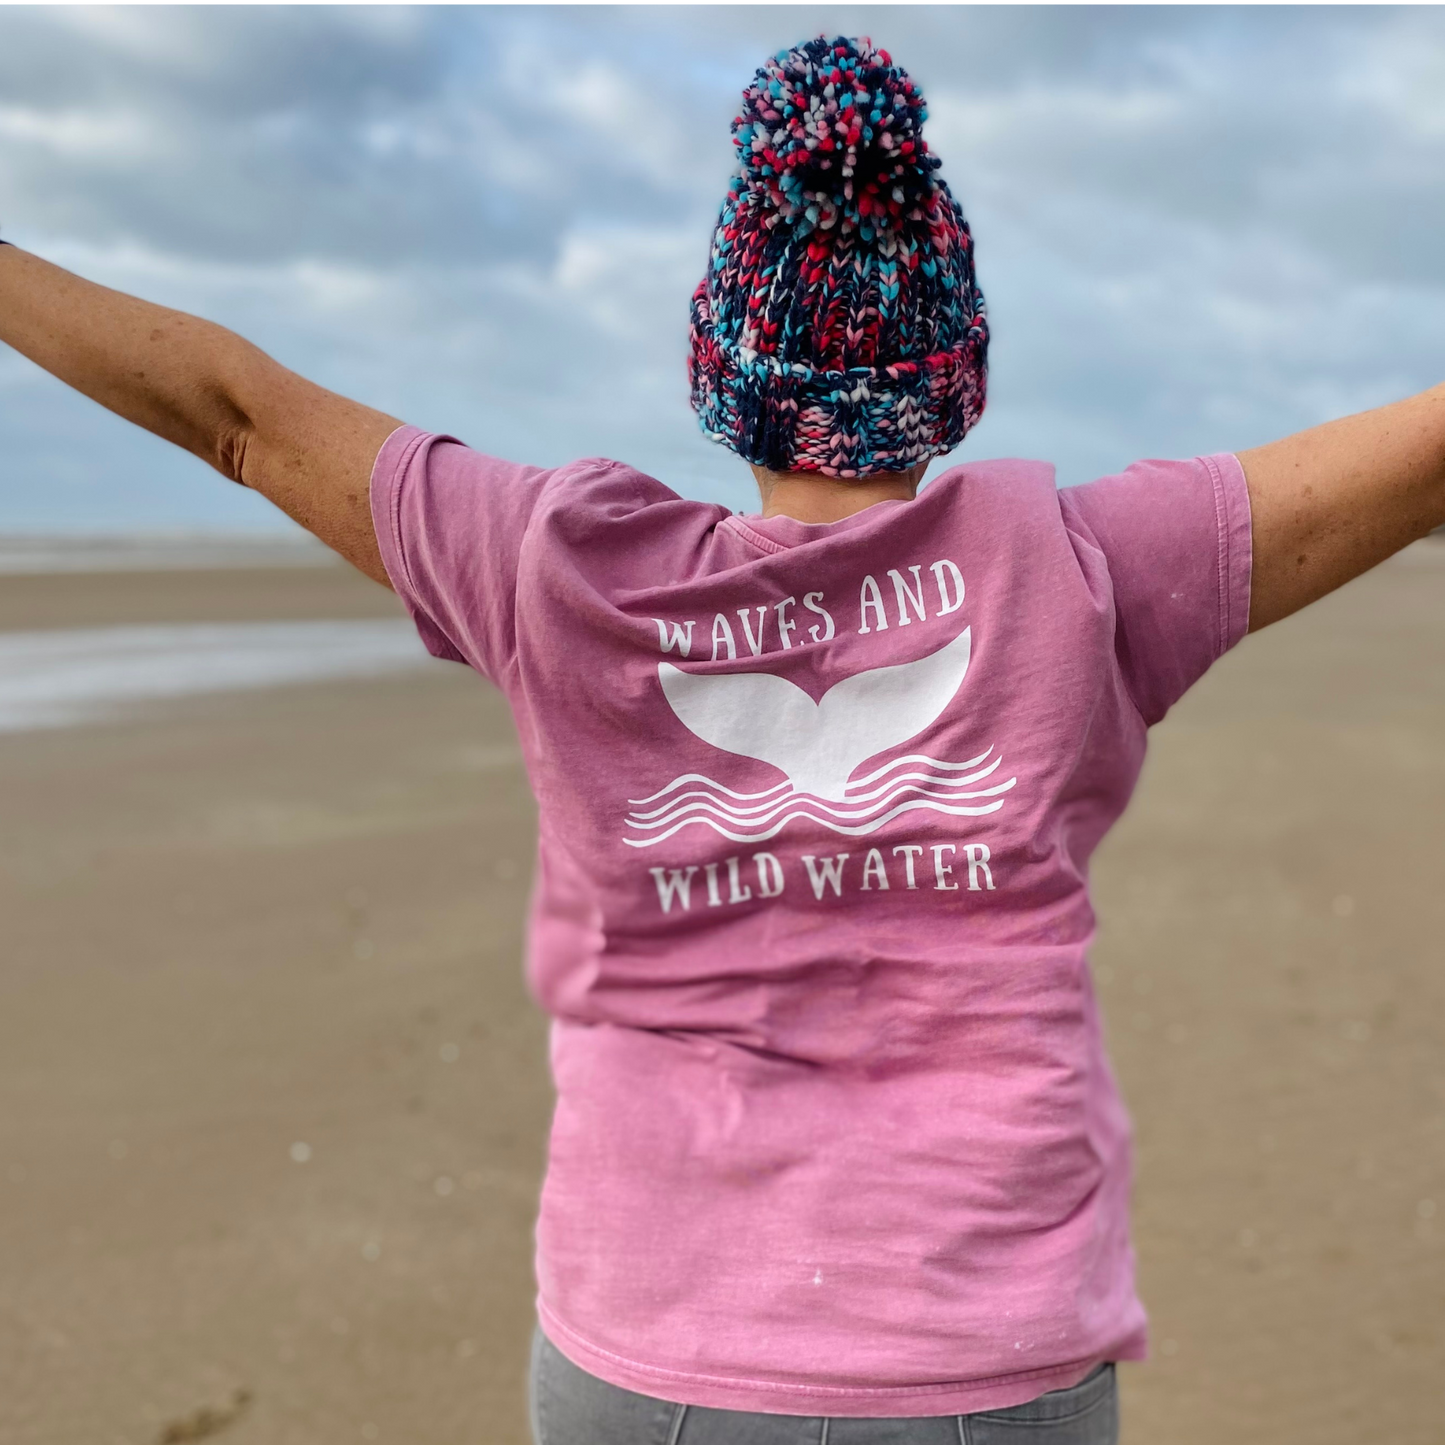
[687,35,988,478]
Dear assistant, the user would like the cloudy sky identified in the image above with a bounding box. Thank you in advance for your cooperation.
[2,5,1444,532]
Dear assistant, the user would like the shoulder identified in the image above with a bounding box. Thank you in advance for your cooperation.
[923,456,1073,547]
[531,456,703,514]
[379,432,723,529]
[1054,455,1245,567]
[927,456,1058,499]
[523,457,735,555]
[924,456,1061,528]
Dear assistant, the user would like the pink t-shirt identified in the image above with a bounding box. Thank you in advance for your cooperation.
[370,426,1253,1417]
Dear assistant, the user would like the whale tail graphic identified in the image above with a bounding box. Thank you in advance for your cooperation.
[658,626,972,801]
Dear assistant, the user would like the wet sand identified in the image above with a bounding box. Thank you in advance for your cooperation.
[0,552,1442,1444]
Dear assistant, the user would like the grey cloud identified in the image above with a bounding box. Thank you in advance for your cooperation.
[2,6,1444,530]
[626,7,1445,286]
[0,8,442,118]
[0,8,723,267]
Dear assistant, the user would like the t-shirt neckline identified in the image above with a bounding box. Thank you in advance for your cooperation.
[722,493,919,553]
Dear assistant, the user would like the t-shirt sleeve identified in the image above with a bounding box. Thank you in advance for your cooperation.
[368,424,557,684]
[1060,453,1253,725]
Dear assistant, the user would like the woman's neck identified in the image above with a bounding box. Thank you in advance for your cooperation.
[750,462,926,523]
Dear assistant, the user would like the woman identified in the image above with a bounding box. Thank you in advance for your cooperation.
[1,32,1441,1445]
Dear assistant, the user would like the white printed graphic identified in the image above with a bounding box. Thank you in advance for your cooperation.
[624,626,1016,847]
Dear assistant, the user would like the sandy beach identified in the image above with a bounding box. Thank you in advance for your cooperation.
[0,547,1442,1445]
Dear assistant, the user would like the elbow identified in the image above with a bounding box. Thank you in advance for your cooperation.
[212,407,255,488]
[204,341,287,488]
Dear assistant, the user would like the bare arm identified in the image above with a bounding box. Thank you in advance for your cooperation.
[1239,383,1445,631]
[0,243,401,586]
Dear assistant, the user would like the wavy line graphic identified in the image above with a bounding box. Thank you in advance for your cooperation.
[622,750,1017,848]
[628,774,794,808]
[626,757,1004,823]
[627,774,1014,832]
[625,747,999,807]
[623,793,1012,848]
[847,748,997,787]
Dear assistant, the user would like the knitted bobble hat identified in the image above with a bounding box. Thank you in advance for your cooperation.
[687,35,988,479]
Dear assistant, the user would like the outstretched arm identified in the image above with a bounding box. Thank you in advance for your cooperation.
[1239,383,1445,631]
[0,243,401,586]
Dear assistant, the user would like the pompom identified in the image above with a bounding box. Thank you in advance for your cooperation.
[729,34,943,238]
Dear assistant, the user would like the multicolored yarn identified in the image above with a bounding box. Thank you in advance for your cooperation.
[687,35,988,478]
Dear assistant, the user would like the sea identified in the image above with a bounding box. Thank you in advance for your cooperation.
[0,535,434,732]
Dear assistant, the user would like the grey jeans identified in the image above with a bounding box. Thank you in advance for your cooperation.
[528,1325,1118,1445]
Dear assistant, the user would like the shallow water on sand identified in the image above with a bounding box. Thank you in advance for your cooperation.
[0,619,434,731]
